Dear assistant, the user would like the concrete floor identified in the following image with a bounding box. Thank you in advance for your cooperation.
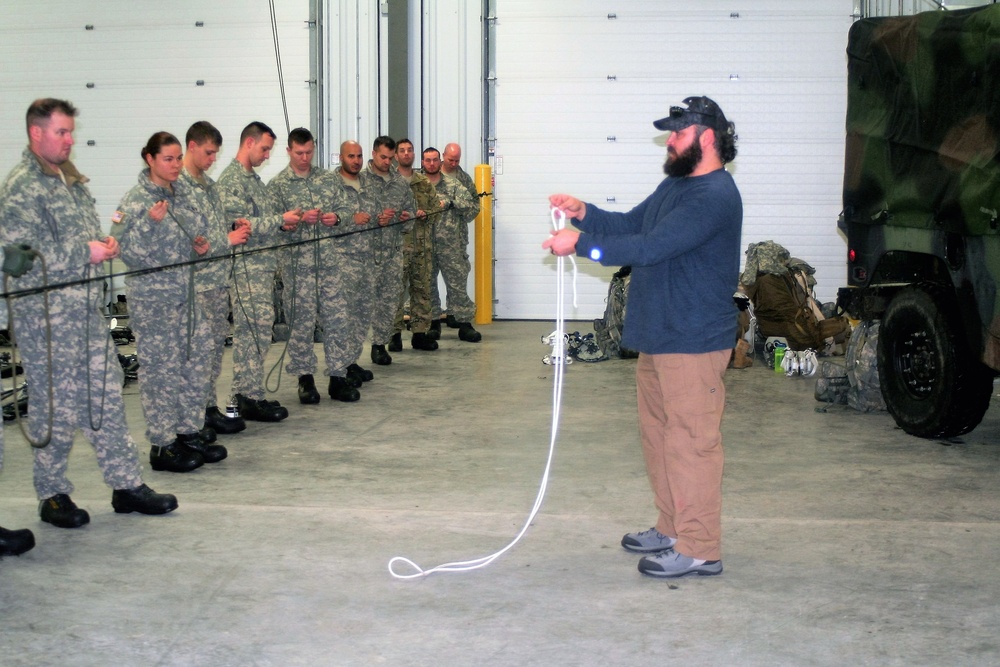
[1,319,999,666]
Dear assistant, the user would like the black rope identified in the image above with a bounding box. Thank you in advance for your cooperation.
[269,0,291,136]
[1,210,420,301]
[3,261,54,448]
[0,190,493,303]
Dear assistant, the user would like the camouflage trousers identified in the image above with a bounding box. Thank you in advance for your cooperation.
[321,251,374,377]
[12,291,143,499]
[132,296,212,446]
[429,218,475,322]
[393,220,434,335]
[283,244,323,377]
[196,285,232,409]
[370,236,406,346]
[230,252,278,401]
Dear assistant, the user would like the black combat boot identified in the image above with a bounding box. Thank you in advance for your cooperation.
[205,405,246,435]
[458,322,482,343]
[428,319,441,341]
[0,526,35,556]
[39,494,90,528]
[348,363,374,383]
[111,484,178,515]
[388,332,403,352]
[370,344,392,366]
[298,374,321,404]
[236,393,289,422]
[177,432,227,464]
[411,332,439,351]
[329,376,360,402]
[150,441,204,473]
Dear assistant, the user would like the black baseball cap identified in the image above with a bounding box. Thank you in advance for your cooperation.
[653,96,730,133]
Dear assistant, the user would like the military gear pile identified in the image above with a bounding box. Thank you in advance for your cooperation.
[814,321,885,412]
[742,241,849,352]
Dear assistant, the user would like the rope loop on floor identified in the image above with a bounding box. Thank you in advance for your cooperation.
[387,207,575,579]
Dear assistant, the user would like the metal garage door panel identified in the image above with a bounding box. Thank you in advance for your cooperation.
[493,1,853,319]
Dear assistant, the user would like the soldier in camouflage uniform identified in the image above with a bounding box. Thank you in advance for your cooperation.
[113,131,228,473]
[0,245,37,556]
[365,136,417,366]
[321,141,383,402]
[389,139,442,352]
[180,122,250,436]
[267,128,341,404]
[0,99,177,528]
[217,121,302,422]
[422,146,482,342]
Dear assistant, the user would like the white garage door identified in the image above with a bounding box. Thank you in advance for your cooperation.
[0,0,312,228]
[492,0,854,319]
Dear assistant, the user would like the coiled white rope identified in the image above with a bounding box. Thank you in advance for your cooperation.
[387,207,576,579]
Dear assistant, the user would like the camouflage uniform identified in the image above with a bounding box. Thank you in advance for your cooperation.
[113,170,211,448]
[393,171,443,335]
[365,163,417,346]
[216,159,287,401]
[0,149,144,499]
[324,167,380,377]
[267,164,336,377]
[178,167,235,410]
[428,169,480,322]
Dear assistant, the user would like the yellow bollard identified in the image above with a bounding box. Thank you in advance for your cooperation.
[474,164,493,325]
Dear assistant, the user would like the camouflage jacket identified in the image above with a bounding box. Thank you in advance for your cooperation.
[426,171,478,229]
[402,169,442,229]
[216,159,286,259]
[405,170,442,215]
[362,163,417,258]
[0,148,103,292]
[178,167,232,291]
[113,169,207,302]
[269,165,347,236]
[445,165,481,224]
[330,167,381,259]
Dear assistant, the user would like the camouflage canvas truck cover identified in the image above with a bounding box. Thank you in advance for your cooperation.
[837,5,1000,438]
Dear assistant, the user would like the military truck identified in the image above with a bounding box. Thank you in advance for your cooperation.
[837,5,1000,438]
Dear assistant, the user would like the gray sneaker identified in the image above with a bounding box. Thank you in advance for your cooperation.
[637,550,723,578]
[621,527,677,553]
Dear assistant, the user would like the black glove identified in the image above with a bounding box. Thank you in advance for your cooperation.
[2,244,36,278]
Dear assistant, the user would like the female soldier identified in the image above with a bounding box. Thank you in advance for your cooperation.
[113,132,226,472]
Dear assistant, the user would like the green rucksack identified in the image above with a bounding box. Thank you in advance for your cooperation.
[594,266,638,359]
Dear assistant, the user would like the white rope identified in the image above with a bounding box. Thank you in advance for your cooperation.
[387,207,575,579]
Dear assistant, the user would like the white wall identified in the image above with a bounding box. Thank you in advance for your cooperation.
[0,0,312,230]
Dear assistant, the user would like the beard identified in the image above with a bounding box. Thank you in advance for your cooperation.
[663,138,702,178]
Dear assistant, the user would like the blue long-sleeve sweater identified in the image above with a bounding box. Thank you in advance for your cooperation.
[574,168,743,355]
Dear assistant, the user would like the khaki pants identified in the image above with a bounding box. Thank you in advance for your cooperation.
[636,349,729,561]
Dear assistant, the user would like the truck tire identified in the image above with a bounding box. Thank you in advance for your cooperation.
[877,283,994,438]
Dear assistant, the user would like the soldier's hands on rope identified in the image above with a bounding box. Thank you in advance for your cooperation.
[88,236,120,264]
